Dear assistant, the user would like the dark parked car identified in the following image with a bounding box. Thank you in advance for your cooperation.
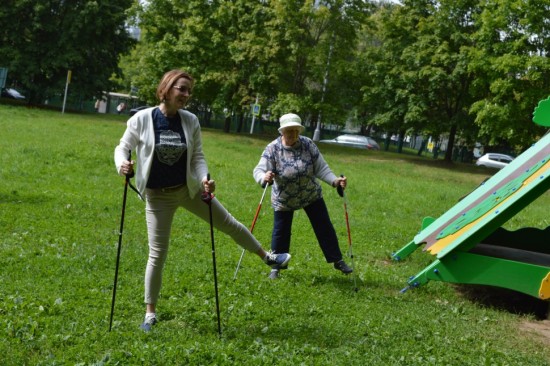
[1,88,25,99]
[320,134,380,150]
[129,105,151,116]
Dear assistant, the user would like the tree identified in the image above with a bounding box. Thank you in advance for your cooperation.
[0,0,136,104]
[361,0,550,156]
[123,0,370,134]
[405,0,481,161]
[267,0,371,130]
[360,0,482,160]
[468,0,550,150]
[124,0,275,127]
[356,2,415,147]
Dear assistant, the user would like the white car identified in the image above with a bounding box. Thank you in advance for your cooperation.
[475,153,514,169]
[1,88,25,99]
[319,134,380,150]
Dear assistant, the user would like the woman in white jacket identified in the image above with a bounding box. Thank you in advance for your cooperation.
[114,69,290,331]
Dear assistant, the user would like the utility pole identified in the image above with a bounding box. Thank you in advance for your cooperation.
[62,70,71,114]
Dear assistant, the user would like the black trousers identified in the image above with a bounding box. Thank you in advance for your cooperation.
[271,198,342,263]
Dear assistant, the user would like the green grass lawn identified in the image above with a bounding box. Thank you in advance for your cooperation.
[1,104,549,365]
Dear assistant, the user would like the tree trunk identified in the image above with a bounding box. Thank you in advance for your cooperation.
[397,130,405,153]
[224,116,231,133]
[236,114,244,133]
[445,124,458,162]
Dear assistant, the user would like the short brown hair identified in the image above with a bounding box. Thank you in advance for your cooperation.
[156,70,194,102]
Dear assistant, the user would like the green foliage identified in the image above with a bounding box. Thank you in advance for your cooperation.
[358,0,480,159]
[269,92,312,117]
[1,105,550,364]
[467,0,550,148]
[122,0,370,126]
[357,0,550,157]
[0,0,136,103]
[4,0,550,162]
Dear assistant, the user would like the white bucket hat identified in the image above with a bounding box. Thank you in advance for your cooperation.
[278,113,305,133]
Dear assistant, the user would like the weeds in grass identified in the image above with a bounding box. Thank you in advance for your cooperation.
[1,105,549,365]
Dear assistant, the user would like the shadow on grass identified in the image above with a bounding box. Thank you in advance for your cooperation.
[309,273,363,290]
[0,191,52,204]
[455,284,549,320]
[288,271,390,296]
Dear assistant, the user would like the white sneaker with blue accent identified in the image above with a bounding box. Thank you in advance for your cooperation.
[140,314,158,332]
[264,252,291,268]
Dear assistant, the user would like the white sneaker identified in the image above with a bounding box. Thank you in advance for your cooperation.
[140,314,157,332]
[264,252,291,268]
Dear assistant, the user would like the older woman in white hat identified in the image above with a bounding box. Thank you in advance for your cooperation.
[253,113,351,279]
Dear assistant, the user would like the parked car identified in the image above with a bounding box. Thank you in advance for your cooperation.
[129,105,151,116]
[1,88,25,99]
[319,134,380,150]
[475,153,514,169]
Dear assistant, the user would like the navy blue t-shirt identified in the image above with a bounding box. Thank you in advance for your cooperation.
[146,108,188,188]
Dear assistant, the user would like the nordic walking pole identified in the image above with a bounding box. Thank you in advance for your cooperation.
[233,181,269,280]
[337,174,358,292]
[110,151,134,332]
[201,173,222,337]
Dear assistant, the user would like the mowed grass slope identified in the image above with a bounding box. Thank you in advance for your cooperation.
[1,104,549,365]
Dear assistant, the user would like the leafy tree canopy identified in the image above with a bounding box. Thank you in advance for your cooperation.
[0,0,136,103]
[122,0,371,128]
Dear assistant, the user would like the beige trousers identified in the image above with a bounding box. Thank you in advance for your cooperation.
[143,185,261,304]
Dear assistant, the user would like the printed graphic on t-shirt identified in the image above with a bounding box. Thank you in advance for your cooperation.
[156,130,187,165]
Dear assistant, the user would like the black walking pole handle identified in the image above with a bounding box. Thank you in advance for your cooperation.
[261,180,274,189]
[336,174,345,197]
[201,173,214,204]
[261,178,275,189]
[262,167,276,188]
[124,150,135,179]
[123,151,143,200]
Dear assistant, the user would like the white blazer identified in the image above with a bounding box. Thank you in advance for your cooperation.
[114,107,208,198]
